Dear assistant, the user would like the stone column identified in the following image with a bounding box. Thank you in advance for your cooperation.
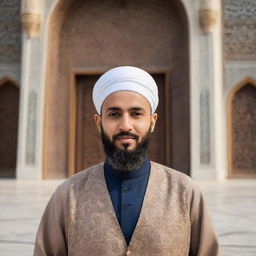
[181,0,225,180]
[193,0,225,179]
[16,0,42,179]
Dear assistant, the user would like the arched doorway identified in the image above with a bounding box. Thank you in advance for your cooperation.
[0,78,20,178]
[44,0,190,178]
[228,78,256,178]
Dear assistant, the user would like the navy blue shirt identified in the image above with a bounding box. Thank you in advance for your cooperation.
[104,159,151,245]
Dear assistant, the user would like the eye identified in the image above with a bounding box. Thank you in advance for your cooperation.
[132,111,143,117]
[108,111,120,118]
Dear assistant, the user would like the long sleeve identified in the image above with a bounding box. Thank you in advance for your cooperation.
[33,185,68,256]
[189,184,220,256]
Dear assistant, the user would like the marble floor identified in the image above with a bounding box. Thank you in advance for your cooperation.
[0,178,256,256]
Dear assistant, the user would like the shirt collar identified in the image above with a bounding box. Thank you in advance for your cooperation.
[104,157,150,180]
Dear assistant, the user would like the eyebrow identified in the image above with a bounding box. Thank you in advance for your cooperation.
[106,107,122,111]
[130,107,145,112]
[105,107,146,112]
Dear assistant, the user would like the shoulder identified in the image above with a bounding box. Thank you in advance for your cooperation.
[150,161,201,196]
[54,162,104,195]
[150,162,205,216]
[151,161,194,184]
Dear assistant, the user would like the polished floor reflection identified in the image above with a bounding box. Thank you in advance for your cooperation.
[199,179,256,256]
[0,178,256,256]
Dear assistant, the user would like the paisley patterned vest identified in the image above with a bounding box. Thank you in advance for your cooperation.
[66,162,192,256]
[34,162,220,256]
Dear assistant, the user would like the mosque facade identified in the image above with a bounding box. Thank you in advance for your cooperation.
[0,0,255,180]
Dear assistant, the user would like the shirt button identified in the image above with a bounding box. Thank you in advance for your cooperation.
[123,187,129,193]
[126,250,131,256]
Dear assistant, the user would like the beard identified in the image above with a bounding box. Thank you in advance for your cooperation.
[100,126,151,172]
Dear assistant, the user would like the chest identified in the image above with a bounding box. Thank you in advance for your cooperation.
[65,170,191,256]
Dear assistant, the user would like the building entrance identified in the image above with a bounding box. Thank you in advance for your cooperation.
[44,0,190,178]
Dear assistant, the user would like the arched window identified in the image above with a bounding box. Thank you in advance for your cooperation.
[0,77,20,178]
[228,78,256,178]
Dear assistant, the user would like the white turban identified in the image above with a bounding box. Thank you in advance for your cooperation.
[92,66,159,114]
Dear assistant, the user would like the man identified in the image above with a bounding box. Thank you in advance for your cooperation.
[34,66,220,256]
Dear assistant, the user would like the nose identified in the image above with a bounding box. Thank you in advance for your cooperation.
[119,113,132,132]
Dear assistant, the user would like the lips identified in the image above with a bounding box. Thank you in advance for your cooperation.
[116,135,136,143]
[117,135,135,140]
[113,132,139,142]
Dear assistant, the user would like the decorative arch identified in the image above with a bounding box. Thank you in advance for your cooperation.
[0,76,19,88]
[0,77,20,178]
[43,0,190,178]
[227,77,256,178]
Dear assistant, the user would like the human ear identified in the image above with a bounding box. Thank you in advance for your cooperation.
[150,113,158,132]
[94,114,102,132]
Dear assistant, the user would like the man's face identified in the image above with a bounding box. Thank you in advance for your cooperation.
[94,91,157,151]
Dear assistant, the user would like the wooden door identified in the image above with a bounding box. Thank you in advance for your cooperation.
[74,74,168,173]
[75,75,105,172]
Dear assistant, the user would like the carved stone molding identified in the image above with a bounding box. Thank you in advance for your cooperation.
[21,0,41,37]
[26,90,37,165]
[200,89,211,165]
[21,13,40,37]
[199,9,217,33]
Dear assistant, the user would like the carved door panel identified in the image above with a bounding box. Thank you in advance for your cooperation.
[75,75,104,172]
[75,74,168,173]
[230,83,256,177]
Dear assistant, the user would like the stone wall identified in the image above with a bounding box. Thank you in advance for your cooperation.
[223,0,256,61]
[0,0,21,63]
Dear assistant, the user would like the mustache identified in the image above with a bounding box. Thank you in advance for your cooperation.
[112,131,139,141]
